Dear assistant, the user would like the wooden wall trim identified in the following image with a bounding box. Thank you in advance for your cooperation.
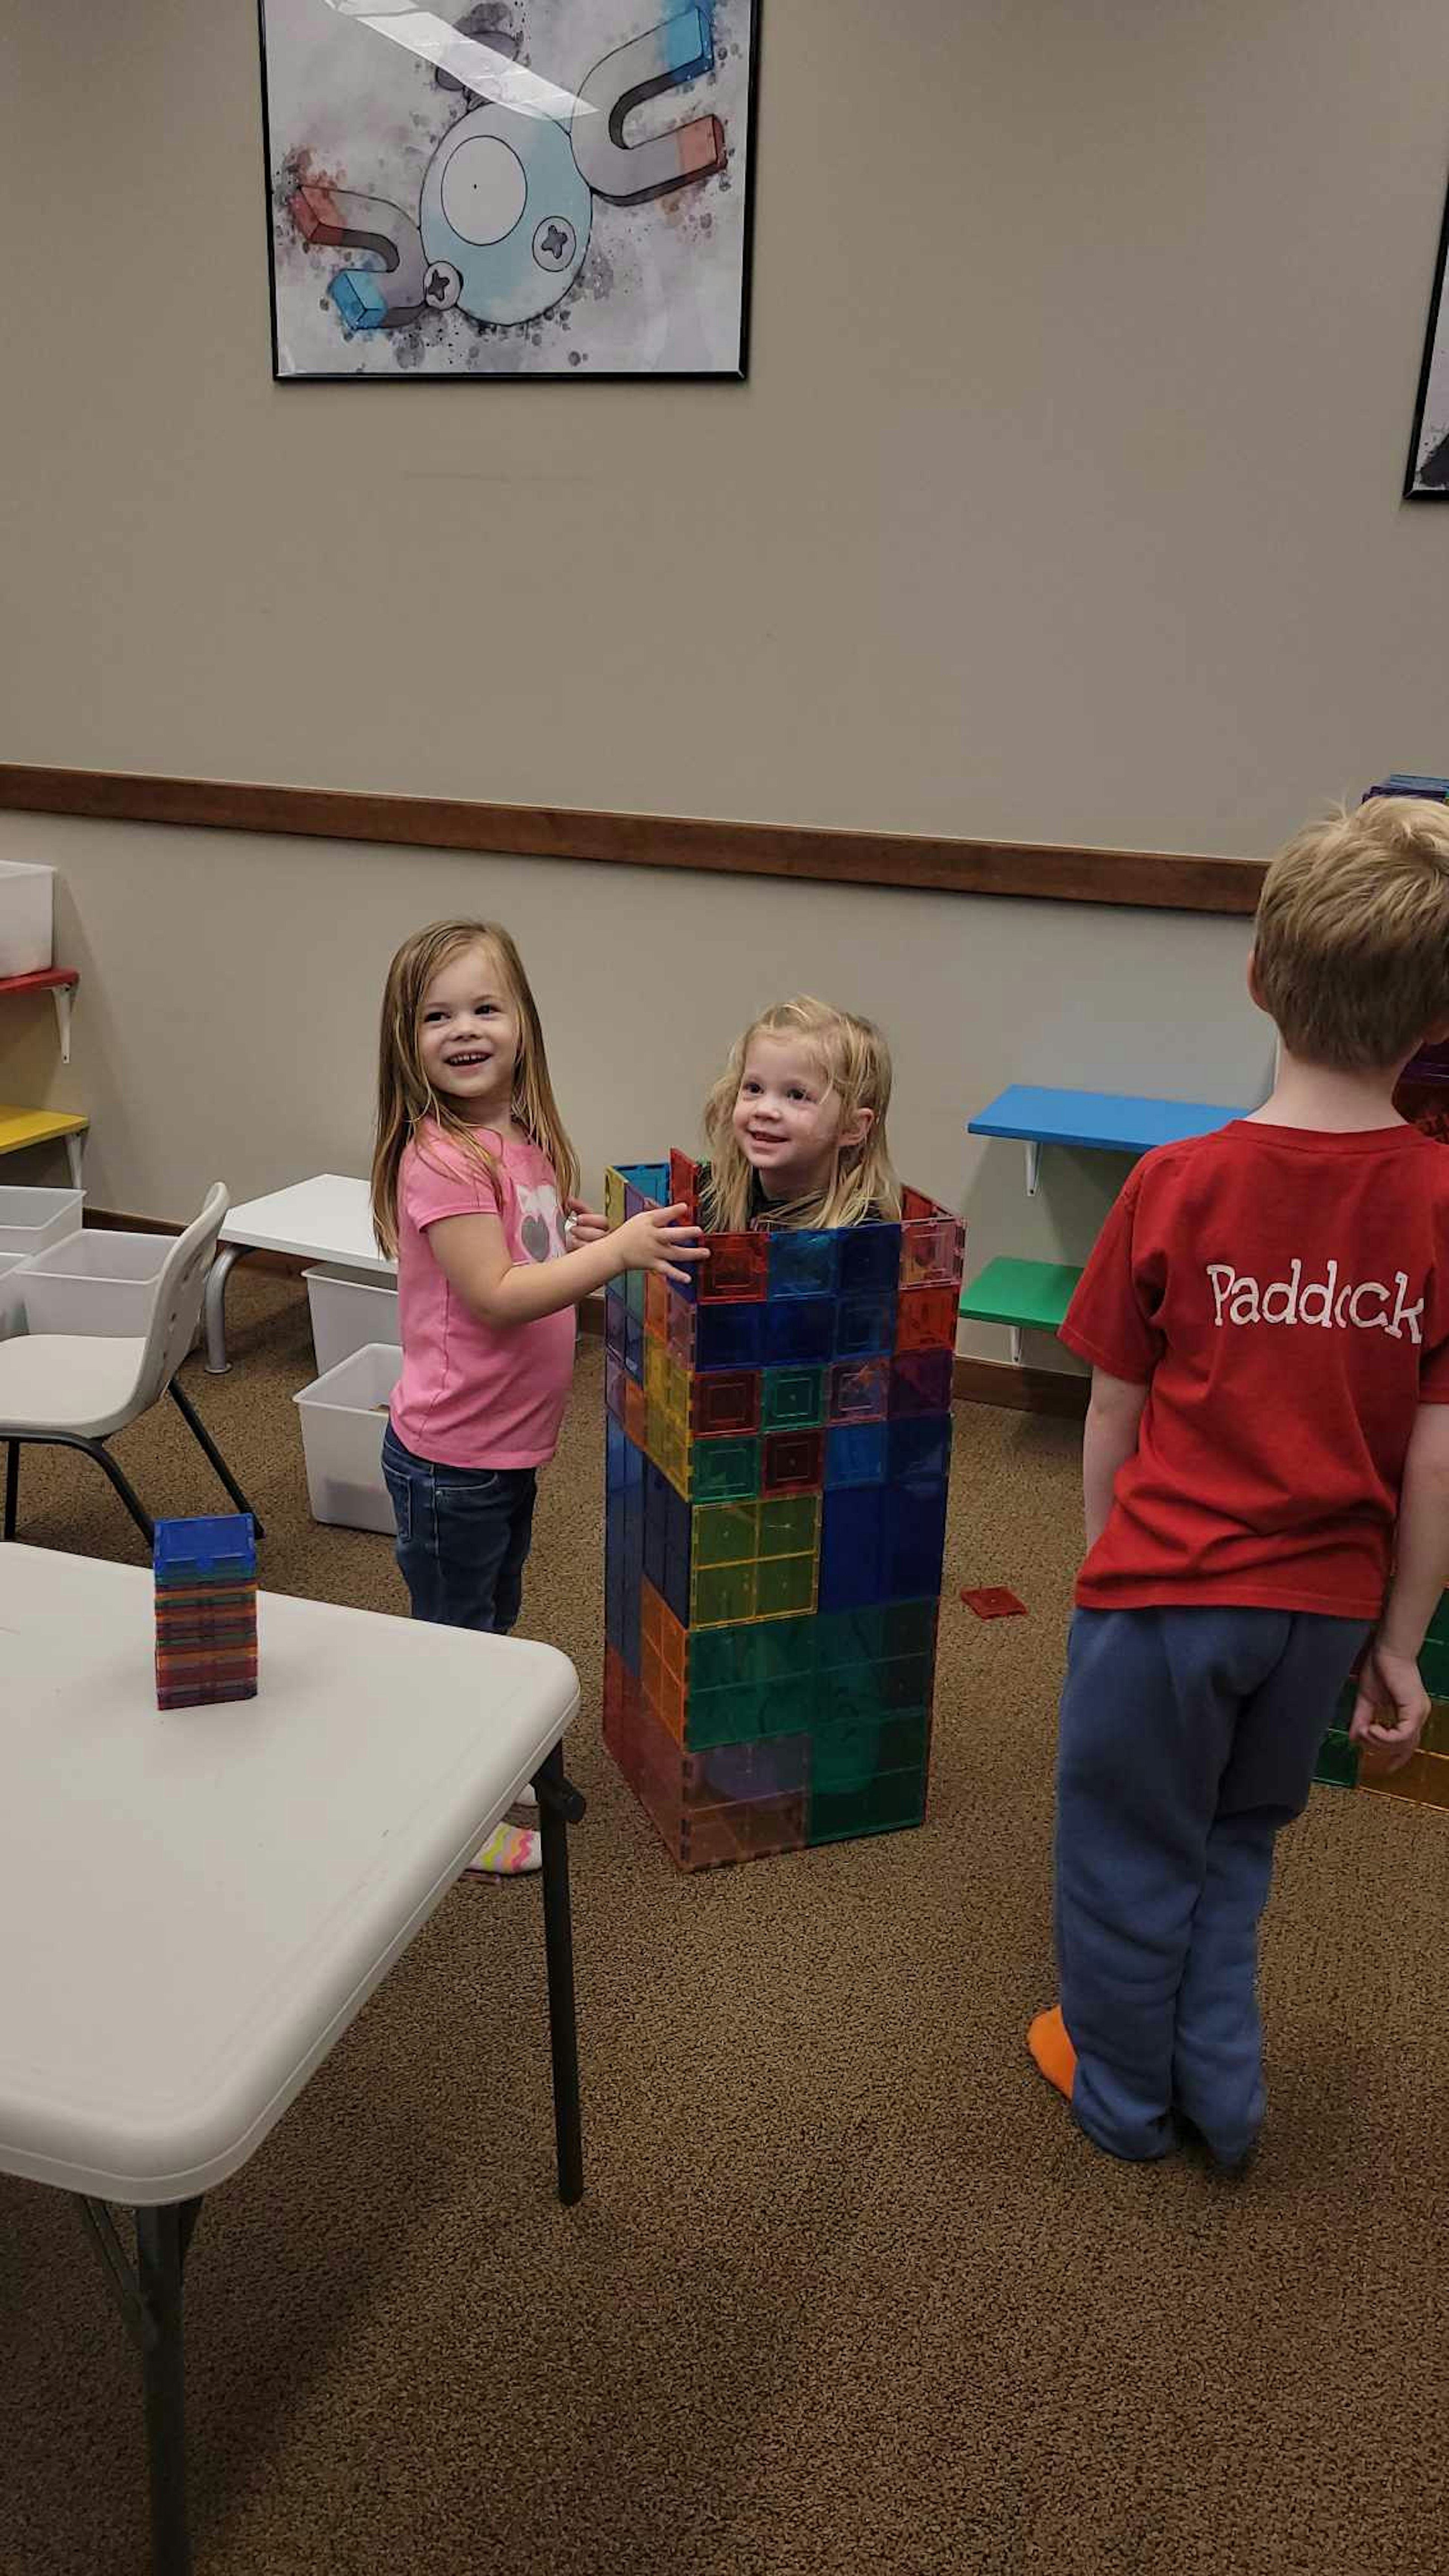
[0,765,1266,917]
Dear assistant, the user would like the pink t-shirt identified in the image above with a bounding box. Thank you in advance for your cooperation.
[389,1122,575,1470]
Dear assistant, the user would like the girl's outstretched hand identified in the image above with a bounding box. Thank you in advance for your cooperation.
[612,1204,709,1289]
[564,1197,610,1245]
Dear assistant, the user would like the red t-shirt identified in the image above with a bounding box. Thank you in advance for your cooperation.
[1061,1121,1449,1617]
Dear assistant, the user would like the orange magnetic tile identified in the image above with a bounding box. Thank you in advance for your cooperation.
[895,1284,958,1352]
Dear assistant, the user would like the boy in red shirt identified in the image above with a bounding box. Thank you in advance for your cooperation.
[1028,795,1449,2167]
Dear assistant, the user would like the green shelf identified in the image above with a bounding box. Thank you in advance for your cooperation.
[958,1256,1082,1334]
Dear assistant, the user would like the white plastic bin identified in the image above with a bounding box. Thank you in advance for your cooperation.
[304,1263,401,1377]
[0,1186,85,1255]
[0,861,55,977]
[294,1341,401,1535]
[0,1252,28,1340]
[19,1229,172,1337]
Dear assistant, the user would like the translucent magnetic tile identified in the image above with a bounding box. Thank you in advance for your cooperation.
[764,1298,835,1366]
[1421,1701,1449,1756]
[694,1369,761,1437]
[696,1303,764,1371]
[806,1762,928,1846]
[606,1413,627,1497]
[645,1270,670,1343]
[605,1167,627,1229]
[828,1356,890,1423]
[1357,1747,1449,1809]
[888,1414,952,1484]
[768,1230,838,1300]
[624,1378,649,1450]
[888,1350,953,1416]
[886,1483,949,1597]
[605,1270,626,1305]
[670,1147,701,1218]
[895,1285,959,1352]
[815,1606,889,1669]
[668,1294,697,1369]
[686,1681,771,1749]
[617,1162,669,1204]
[641,1578,665,1658]
[695,1733,811,1803]
[1418,1636,1449,1697]
[1314,1730,1359,1789]
[692,1436,760,1505]
[762,1429,825,1496]
[605,1351,626,1424]
[688,1622,758,1695]
[761,1366,824,1430]
[625,1184,645,1222]
[899,1211,965,1290]
[809,1709,929,1796]
[834,1292,897,1359]
[645,1338,671,1411]
[838,1223,902,1294]
[691,1559,758,1627]
[625,1266,647,1322]
[826,1423,887,1487]
[698,1232,768,1304]
[755,1552,818,1618]
[753,1615,817,1682]
[605,1298,626,1358]
[758,1493,821,1558]
[623,1312,645,1381]
[694,1502,759,1568]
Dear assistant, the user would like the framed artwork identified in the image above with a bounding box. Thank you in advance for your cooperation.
[258,1,759,381]
[1404,173,1449,496]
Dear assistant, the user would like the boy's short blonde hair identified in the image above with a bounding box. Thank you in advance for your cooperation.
[1254,796,1449,1070]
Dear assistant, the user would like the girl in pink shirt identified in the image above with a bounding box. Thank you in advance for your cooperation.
[371,918,704,1874]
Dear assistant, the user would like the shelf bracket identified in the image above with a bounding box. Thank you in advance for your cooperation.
[52,982,74,1063]
[65,1132,85,1190]
[1024,1140,1041,1197]
[1010,1326,1023,1365]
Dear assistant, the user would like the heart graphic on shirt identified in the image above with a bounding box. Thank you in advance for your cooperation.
[521,1213,551,1264]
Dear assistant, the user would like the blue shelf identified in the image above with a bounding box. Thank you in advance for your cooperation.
[968,1084,1243,1158]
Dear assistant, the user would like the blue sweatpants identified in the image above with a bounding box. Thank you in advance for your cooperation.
[1054,1606,1369,2165]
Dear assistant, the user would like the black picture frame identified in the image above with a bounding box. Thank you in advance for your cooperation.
[257,0,761,384]
[1404,171,1449,497]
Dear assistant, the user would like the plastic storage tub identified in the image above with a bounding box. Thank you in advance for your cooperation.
[0,861,55,977]
[19,1229,172,1337]
[304,1263,402,1377]
[293,1342,401,1535]
[0,1252,28,1339]
[0,1186,85,1255]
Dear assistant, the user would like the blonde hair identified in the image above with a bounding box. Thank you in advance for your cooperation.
[700,996,901,1233]
[1254,797,1449,1071]
[371,920,580,1258]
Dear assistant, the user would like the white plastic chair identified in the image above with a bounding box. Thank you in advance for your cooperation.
[0,1183,264,1547]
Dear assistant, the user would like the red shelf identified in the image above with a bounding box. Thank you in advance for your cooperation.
[0,967,78,998]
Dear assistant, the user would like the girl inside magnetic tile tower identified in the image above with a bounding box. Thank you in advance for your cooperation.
[700,996,901,1232]
[371,917,705,1873]
[695,997,917,1809]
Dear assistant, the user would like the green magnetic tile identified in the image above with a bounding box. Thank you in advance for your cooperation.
[881,1599,938,1657]
[758,1494,820,1558]
[1314,1730,1359,1790]
[691,1435,760,1504]
[757,1671,820,1733]
[625,1266,647,1321]
[689,1624,760,1695]
[691,1560,757,1626]
[761,1366,825,1430]
[815,1606,889,1669]
[816,1661,889,1725]
[879,1650,935,1712]
[1429,1593,1449,1648]
[693,1502,758,1568]
[1419,1638,1449,1696]
[807,1762,928,1845]
[755,1552,817,1618]
[753,1616,818,1682]
[685,1682,769,1748]
[810,1709,929,1795]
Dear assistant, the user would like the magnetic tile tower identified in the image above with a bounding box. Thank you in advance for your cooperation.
[601,1151,964,1869]
[154,1513,258,1711]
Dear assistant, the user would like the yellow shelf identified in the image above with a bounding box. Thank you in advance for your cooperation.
[0,1104,88,1170]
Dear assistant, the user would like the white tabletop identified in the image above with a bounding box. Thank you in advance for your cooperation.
[0,1548,578,2205]
[221,1174,395,1275]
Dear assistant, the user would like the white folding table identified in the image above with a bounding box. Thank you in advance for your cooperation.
[0,1546,585,2575]
[203,1174,393,1373]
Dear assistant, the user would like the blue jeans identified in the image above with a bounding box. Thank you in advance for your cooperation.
[381,1423,538,1634]
[1054,1605,1369,2165]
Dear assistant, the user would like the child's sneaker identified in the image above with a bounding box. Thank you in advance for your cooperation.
[465,1823,541,1876]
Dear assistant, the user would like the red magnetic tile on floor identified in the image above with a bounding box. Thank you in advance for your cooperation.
[960,1587,1026,1619]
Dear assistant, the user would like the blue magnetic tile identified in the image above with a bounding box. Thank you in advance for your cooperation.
[885,1482,949,1600]
[662,1477,693,1627]
[615,1161,670,1203]
[838,1224,902,1294]
[887,1414,952,1486]
[605,1269,627,1306]
[763,1297,835,1366]
[618,1554,642,1675]
[819,1485,888,1612]
[889,1350,954,1416]
[767,1230,839,1300]
[696,1301,764,1370]
[643,1461,670,1598]
[623,1311,645,1383]
[605,1298,626,1357]
[154,1513,255,1576]
[834,1291,896,1358]
[606,1413,626,1496]
[826,1422,888,1488]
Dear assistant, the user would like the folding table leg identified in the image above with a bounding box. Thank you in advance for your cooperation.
[137,2205,193,2576]
[202,1244,248,1375]
[532,1745,587,2206]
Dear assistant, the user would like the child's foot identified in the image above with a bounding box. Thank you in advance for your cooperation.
[1027,2005,1078,2102]
[503,1781,538,1830]
[465,1823,541,1876]
[1176,2112,1257,2181]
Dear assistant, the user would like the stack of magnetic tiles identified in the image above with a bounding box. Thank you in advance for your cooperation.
[154,1513,258,1710]
[1315,1604,1449,1811]
[601,1149,965,1870]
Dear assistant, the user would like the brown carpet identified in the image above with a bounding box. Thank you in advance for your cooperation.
[3,1267,1447,2575]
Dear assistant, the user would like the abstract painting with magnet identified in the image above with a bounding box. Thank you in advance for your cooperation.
[258,0,758,379]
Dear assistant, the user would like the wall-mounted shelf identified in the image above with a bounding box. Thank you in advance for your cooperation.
[968,1083,1242,1195]
[0,966,80,1063]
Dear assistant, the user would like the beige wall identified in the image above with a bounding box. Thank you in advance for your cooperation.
[0,2,1440,1363]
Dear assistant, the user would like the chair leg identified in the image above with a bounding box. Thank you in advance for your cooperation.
[4,1439,17,1543]
[168,1381,266,1539]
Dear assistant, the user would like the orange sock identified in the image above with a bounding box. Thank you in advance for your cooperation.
[1027,2006,1077,2102]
